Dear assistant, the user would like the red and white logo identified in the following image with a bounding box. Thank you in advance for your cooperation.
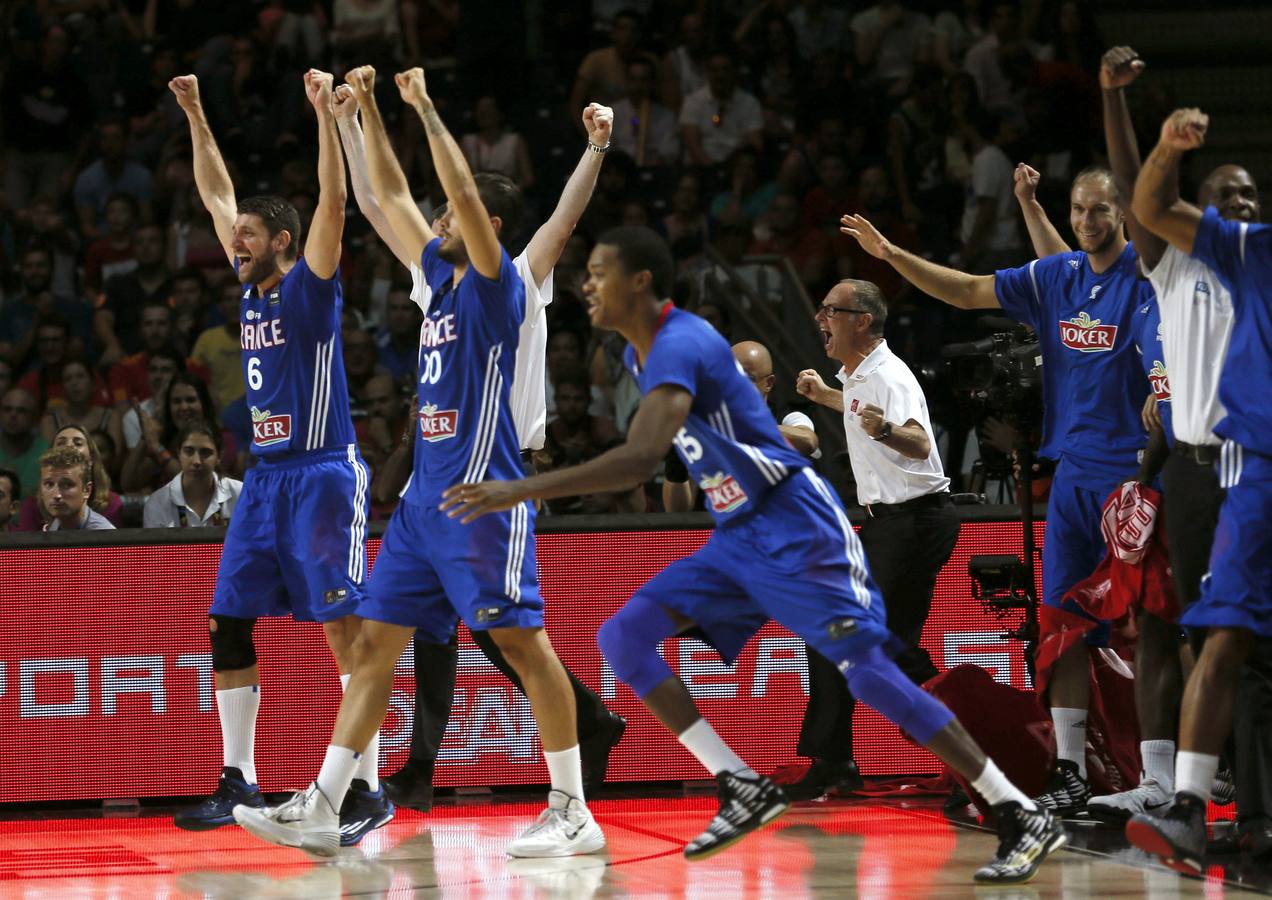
[1059,312,1118,352]
[250,406,292,446]
[419,402,459,442]
[699,471,748,514]
[849,398,860,414]
[1148,360,1171,402]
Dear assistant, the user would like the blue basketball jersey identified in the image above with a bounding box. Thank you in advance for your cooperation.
[1189,207,1272,456]
[625,307,808,524]
[1134,297,1172,445]
[238,257,355,458]
[995,243,1152,475]
[405,237,525,505]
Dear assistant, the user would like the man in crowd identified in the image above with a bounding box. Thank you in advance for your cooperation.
[680,54,763,167]
[0,390,50,498]
[38,445,114,531]
[95,223,173,367]
[0,468,21,530]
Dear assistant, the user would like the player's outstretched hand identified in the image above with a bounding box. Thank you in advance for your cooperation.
[796,369,829,403]
[333,84,358,120]
[304,69,334,111]
[1013,163,1042,203]
[840,213,892,260]
[169,74,200,112]
[345,65,376,101]
[1160,108,1208,151]
[395,67,431,107]
[584,102,613,146]
[1100,46,1145,90]
[440,480,525,524]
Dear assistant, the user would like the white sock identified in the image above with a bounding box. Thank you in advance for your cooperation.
[677,719,756,778]
[216,685,260,784]
[316,745,360,813]
[1141,739,1175,789]
[970,758,1037,810]
[1051,707,1087,778]
[1175,751,1218,803]
[340,674,380,791]
[544,746,586,802]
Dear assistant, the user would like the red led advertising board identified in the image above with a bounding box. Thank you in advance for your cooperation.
[0,521,1041,803]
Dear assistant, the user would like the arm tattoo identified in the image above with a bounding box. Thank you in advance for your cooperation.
[422,108,446,137]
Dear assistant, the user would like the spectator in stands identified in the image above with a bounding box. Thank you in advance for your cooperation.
[569,7,659,121]
[121,372,236,492]
[711,146,778,224]
[660,173,711,277]
[886,66,949,231]
[17,423,124,531]
[778,113,850,197]
[343,326,388,419]
[963,2,1050,122]
[191,283,246,411]
[851,0,932,98]
[802,154,854,234]
[787,0,850,61]
[119,347,183,457]
[680,53,764,167]
[95,224,172,366]
[750,192,834,294]
[38,360,123,453]
[660,11,708,111]
[954,105,1023,272]
[461,96,535,190]
[931,0,986,75]
[91,428,122,488]
[611,57,680,167]
[356,373,407,473]
[108,301,205,405]
[82,193,140,298]
[1045,0,1103,73]
[73,118,153,241]
[833,165,920,306]
[167,182,230,274]
[143,421,242,527]
[331,0,402,72]
[169,267,209,353]
[16,196,81,299]
[37,445,114,531]
[0,468,19,531]
[16,316,110,413]
[375,285,422,384]
[0,246,92,367]
[545,326,600,422]
[589,331,641,435]
[0,389,47,500]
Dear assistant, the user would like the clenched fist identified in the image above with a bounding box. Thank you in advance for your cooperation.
[168,75,201,112]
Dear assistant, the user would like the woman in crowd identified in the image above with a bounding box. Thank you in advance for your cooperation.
[121,373,241,492]
[143,421,243,527]
[39,360,123,455]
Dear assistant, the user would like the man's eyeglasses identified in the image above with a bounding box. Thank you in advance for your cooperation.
[814,305,869,319]
[746,372,774,384]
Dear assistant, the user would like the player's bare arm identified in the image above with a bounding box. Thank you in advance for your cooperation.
[1013,163,1071,257]
[523,103,614,287]
[334,84,414,268]
[840,214,1000,310]
[170,75,237,264]
[302,70,346,280]
[779,424,818,457]
[397,67,502,280]
[344,66,435,263]
[1133,109,1209,254]
[442,385,692,523]
[1100,46,1166,269]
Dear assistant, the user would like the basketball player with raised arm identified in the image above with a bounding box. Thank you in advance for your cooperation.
[168,71,391,846]
[233,65,603,859]
[442,226,1066,884]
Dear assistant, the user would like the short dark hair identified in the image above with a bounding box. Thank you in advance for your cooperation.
[34,313,70,336]
[172,266,207,287]
[105,191,140,219]
[237,195,303,260]
[597,226,675,298]
[0,466,20,499]
[840,279,887,336]
[176,420,223,455]
[147,346,186,371]
[555,363,591,395]
[473,173,524,235]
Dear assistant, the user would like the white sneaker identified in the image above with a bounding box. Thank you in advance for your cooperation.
[233,783,341,857]
[1086,775,1172,822]
[506,790,606,858]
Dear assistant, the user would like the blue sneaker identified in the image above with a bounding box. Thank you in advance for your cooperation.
[174,766,265,831]
[339,779,395,847]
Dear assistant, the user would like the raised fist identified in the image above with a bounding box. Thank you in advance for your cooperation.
[333,84,358,120]
[168,75,201,112]
[1013,162,1042,203]
[583,103,613,145]
[395,67,430,106]
[345,65,376,100]
[1160,108,1208,152]
[304,69,334,110]
[1100,46,1145,91]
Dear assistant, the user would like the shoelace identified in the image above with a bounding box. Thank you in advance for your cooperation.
[992,809,1025,859]
[521,806,566,837]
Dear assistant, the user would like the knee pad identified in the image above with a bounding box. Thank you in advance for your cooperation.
[843,645,953,745]
[596,594,680,699]
[209,615,258,672]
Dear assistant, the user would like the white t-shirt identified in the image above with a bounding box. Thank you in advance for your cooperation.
[143,472,243,527]
[678,87,763,165]
[1143,245,1233,446]
[836,340,950,506]
[960,143,1019,254]
[849,6,931,83]
[409,251,553,451]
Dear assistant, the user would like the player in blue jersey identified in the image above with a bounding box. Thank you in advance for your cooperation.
[442,226,1066,884]
[1124,108,1272,874]
[233,65,603,859]
[166,71,391,845]
[843,157,1153,815]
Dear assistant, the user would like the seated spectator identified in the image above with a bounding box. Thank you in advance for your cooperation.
[169,267,210,354]
[588,331,641,434]
[710,146,778,223]
[191,283,247,410]
[17,423,124,530]
[0,467,19,531]
[568,8,660,121]
[886,66,949,230]
[545,326,605,421]
[680,54,764,167]
[82,193,140,298]
[91,428,122,488]
[802,153,854,233]
[143,422,243,527]
[460,96,534,190]
[833,164,920,304]
[0,246,92,366]
[660,11,708,110]
[931,0,986,75]
[660,173,712,278]
[17,317,112,413]
[778,113,850,196]
[16,196,81,299]
[344,326,389,419]
[120,348,183,453]
[39,360,123,452]
[121,373,238,492]
[73,117,153,241]
[37,445,114,531]
[356,373,407,472]
[0,389,48,499]
[1044,0,1103,73]
[749,192,834,294]
[697,218,786,310]
[109,301,208,404]
[963,2,1050,122]
[168,183,231,274]
[788,0,851,61]
[375,286,422,384]
[95,224,172,366]
[851,0,932,97]
[611,57,680,167]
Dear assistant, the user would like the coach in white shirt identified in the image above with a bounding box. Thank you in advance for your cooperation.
[789,279,959,796]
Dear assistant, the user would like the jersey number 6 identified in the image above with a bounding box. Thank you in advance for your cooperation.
[247,356,263,391]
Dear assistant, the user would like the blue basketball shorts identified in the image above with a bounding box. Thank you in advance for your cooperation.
[211,445,369,622]
[625,469,895,667]
[1184,442,1272,638]
[358,498,544,643]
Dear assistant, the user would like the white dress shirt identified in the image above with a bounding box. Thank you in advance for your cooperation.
[836,340,950,506]
[143,472,242,527]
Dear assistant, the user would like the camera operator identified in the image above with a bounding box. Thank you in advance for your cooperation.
[841,160,1153,815]
[790,279,957,798]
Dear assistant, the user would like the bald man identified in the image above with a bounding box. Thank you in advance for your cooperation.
[662,340,817,512]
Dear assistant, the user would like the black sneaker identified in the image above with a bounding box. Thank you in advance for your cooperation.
[174,767,265,831]
[684,771,790,861]
[772,758,862,801]
[339,779,395,847]
[1031,760,1091,816]
[1125,792,1207,876]
[1212,765,1236,806]
[382,760,435,812]
[974,802,1067,884]
[580,714,626,796]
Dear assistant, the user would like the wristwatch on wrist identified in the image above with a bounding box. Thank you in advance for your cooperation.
[873,421,893,441]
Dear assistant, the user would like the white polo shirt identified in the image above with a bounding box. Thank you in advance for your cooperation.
[836,340,950,506]
[1143,245,1233,447]
[143,472,243,527]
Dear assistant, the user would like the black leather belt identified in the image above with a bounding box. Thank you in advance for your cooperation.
[864,491,951,518]
[1173,441,1221,465]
